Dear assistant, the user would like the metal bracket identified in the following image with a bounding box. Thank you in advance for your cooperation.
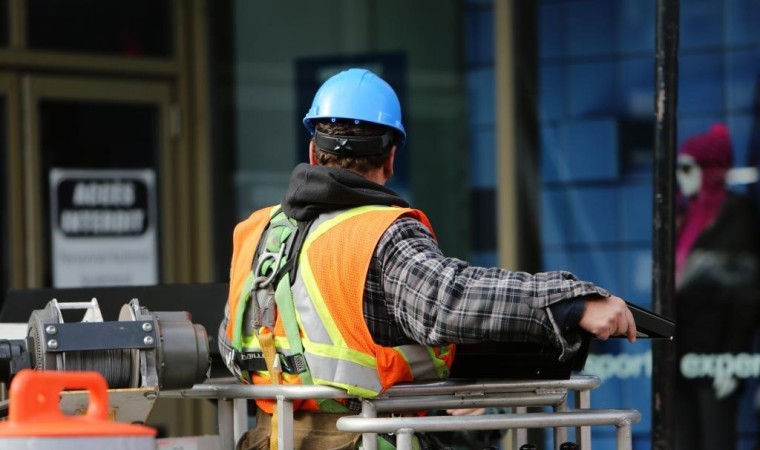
[42,321,157,352]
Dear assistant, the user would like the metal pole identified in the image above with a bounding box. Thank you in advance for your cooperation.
[652,0,679,449]
[554,398,569,448]
[217,398,236,450]
[514,406,528,448]
[576,389,592,450]
[277,396,295,450]
[396,428,415,450]
[616,421,634,450]
[337,409,642,435]
[233,398,249,447]
[361,400,379,450]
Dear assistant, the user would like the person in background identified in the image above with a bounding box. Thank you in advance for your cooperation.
[674,123,760,450]
[219,68,637,450]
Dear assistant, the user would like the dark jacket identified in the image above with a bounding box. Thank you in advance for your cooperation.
[676,193,760,356]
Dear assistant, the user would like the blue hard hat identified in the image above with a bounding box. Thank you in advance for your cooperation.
[303,68,406,149]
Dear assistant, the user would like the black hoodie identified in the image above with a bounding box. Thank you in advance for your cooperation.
[281,163,409,221]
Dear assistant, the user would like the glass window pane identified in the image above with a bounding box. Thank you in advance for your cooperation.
[536,2,658,448]
[27,0,172,57]
[39,100,160,286]
[229,2,469,263]
[39,101,159,169]
[0,0,8,47]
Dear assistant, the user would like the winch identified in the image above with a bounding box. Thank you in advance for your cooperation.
[0,298,210,390]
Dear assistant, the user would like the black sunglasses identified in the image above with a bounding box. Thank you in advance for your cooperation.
[677,162,697,174]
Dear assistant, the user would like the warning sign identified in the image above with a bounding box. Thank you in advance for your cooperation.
[50,169,159,288]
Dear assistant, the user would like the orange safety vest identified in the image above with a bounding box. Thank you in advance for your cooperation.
[225,205,455,413]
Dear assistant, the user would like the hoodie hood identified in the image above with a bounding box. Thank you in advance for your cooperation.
[282,163,409,221]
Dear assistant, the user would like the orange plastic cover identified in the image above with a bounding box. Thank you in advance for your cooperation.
[0,370,157,437]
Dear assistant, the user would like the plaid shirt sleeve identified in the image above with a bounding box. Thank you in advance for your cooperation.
[374,217,610,360]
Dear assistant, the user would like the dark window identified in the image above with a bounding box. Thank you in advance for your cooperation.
[39,101,158,169]
[27,0,172,57]
[39,100,161,286]
[0,0,8,47]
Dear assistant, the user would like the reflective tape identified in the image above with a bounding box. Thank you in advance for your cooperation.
[396,345,441,380]
[305,351,383,397]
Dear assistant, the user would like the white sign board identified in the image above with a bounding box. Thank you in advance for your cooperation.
[50,169,159,287]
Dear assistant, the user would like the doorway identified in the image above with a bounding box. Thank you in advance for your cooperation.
[20,76,177,287]
[0,0,215,296]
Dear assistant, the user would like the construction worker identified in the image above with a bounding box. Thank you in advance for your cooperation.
[218,68,637,450]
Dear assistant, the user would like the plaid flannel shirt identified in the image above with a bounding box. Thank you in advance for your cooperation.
[364,217,608,357]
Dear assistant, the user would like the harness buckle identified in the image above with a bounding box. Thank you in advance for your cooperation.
[253,242,287,289]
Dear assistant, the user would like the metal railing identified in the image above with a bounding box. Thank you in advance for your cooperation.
[161,374,641,450]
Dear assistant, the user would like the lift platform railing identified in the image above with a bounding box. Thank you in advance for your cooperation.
[338,409,640,450]
[161,374,640,450]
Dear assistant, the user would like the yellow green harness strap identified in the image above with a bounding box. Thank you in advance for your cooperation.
[234,209,348,413]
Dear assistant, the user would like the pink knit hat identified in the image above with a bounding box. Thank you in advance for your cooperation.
[679,123,733,169]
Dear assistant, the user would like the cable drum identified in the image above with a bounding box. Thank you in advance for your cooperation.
[0,298,210,391]
[27,304,137,388]
[63,349,133,389]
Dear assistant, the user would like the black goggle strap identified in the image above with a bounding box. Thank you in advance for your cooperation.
[314,130,394,156]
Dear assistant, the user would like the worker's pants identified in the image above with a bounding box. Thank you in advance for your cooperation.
[237,407,360,450]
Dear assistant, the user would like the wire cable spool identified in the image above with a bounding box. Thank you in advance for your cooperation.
[26,300,137,388]
[9,298,210,390]
[63,349,133,389]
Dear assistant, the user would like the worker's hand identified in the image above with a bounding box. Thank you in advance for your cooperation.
[445,408,486,416]
[578,295,637,343]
